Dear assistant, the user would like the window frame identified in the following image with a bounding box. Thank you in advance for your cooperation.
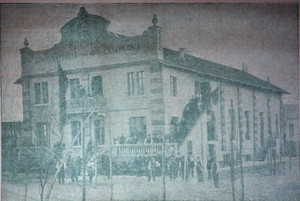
[94,116,105,146]
[91,75,103,97]
[170,76,177,97]
[127,71,144,97]
[70,78,80,99]
[244,111,250,140]
[34,82,49,105]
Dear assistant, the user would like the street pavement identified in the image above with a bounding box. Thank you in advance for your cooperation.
[2,158,300,201]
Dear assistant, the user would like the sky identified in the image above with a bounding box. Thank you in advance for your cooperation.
[1,3,299,122]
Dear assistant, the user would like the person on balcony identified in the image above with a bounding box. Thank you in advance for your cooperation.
[119,134,126,144]
[144,134,152,144]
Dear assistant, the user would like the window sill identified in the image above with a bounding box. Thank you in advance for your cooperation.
[72,145,82,148]
[128,95,145,98]
[34,103,49,107]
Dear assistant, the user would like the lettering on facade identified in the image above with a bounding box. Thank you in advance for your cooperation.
[41,43,140,63]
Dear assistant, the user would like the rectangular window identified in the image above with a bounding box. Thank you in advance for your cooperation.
[187,141,193,155]
[129,117,147,144]
[195,81,201,97]
[170,76,177,96]
[91,76,103,97]
[34,83,41,104]
[207,111,216,141]
[260,112,265,147]
[223,153,231,166]
[289,123,294,138]
[34,82,48,104]
[70,78,80,99]
[127,72,135,96]
[71,121,81,146]
[94,117,105,145]
[41,82,49,104]
[195,81,210,106]
[36,123,49,147]
[127,71,144,96]
[136,71,144,95]
[244,111,250,140]
[275,114,279,138]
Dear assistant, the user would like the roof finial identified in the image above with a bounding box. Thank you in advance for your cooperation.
[78,7,88,18]
[152,14,158,26]
[24,38,29,47]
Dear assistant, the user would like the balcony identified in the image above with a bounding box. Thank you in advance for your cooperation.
[112,143,177,157]
[66,97,108,114]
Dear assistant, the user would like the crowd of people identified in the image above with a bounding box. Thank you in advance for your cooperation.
[55,153,219,188]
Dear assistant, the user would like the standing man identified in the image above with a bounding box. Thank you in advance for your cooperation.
[87,159,95,184]
[195,156,203,183]
[148,157,156,182]
[175,152,181,179]
[207,157,213,180]
[169,153,177,181]
[57,159,67,184]
[70,158,78,183]
[190,154,195,178]
[211,160,219,188]
[179,154,185,180]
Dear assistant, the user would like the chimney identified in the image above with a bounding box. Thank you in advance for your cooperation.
[242,63,248,72]
[179,48,185,60]
[267,76,270,83]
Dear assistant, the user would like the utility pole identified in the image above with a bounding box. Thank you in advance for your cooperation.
[162,129,166,201]
[230,100,236,201]
[237,87,244,201]
[81,90,86,201]
[108,84,113,201]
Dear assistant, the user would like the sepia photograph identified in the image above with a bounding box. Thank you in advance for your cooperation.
[1,3,299,201]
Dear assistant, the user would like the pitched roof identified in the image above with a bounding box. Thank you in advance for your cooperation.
[163,48,288,94]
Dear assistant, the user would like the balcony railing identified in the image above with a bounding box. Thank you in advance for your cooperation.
[66,96,108,113]
[112,143,177,157]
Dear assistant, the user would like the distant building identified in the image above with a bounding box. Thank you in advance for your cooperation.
[283,104,299,157]
[15,7,288,170]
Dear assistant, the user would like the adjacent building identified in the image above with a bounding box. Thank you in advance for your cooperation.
[283,104,299,157]
[15,7,288,169]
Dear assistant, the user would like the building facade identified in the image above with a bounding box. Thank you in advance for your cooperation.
[16,7,288,166]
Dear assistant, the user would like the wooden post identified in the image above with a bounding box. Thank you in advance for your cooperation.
[230,100,236,201]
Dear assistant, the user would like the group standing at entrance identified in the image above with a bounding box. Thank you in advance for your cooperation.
[55,153,219,188]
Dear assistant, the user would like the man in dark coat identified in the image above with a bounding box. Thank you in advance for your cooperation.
[179,155,185,180]
[168,154,177,181]
[190,155,195,178]
[195,156,203,183]
[211,161,219,188]
[57,160,66,184]
[175,152,181,179]
[70,158,78,183]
